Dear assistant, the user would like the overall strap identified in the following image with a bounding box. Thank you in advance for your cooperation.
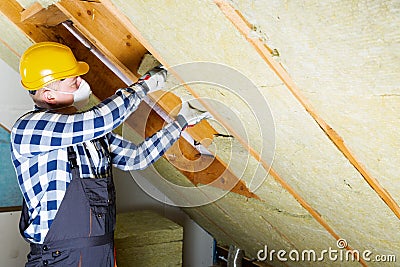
[83,137,112,178]
[98,137,112,176]
[67,146,78,170]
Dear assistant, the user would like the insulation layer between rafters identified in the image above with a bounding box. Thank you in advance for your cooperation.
[214,0,400,220]
[98,0,370,263]
[101,0,400,261]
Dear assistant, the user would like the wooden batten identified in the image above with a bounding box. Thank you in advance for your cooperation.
[20,2,68,26]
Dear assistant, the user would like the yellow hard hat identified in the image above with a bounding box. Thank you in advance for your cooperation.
[19,42,89,90]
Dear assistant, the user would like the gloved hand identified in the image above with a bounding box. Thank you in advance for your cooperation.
[135,65,167,94]
[176,99,213,129]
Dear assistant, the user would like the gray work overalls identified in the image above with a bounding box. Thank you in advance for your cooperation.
[19,138,116,266]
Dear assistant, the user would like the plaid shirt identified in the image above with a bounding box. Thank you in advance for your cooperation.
[11,86,182,244]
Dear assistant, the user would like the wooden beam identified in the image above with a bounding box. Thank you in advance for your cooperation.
[20,2,68,26]
[149,90,218,147]
[0,0,53,43]
[56,0,147,81]
[125,92,259,199]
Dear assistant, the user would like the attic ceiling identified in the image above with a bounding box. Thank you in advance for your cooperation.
[0,0,399,266]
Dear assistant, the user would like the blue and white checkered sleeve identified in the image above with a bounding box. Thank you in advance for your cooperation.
[11,87,145,157]
[108,122,182,170]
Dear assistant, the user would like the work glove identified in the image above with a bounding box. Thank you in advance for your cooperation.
[134,65,167,94]
[176,98,213,130]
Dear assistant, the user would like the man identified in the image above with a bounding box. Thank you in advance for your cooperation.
[11,42,207,266]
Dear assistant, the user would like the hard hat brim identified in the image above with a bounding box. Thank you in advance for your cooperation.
[22,61,89,91]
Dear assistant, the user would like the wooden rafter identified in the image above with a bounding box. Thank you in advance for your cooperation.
[55,0,147,81]
[125,92,259,198]
[0,0,51,43]
[20,2,68,26]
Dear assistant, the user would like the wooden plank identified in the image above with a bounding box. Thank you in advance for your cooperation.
[53,25,126,99]
[149,90,218,147]
[0,0,52,42]
[125,96,259,199]
[20,2,68,26]
[56,0,147,81]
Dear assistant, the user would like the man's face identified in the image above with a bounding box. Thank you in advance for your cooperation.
[42,76,82,108]
[57,76,82,93]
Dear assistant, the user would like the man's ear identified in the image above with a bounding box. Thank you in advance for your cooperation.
[42,90,56,104]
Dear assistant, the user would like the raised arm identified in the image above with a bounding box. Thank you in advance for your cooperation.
[108,122,182,171]
[11,66,167,157]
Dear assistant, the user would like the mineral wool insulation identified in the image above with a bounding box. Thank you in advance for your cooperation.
[2,0,398,266]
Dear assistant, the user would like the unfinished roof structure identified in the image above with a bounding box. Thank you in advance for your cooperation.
[0,0,399,266]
